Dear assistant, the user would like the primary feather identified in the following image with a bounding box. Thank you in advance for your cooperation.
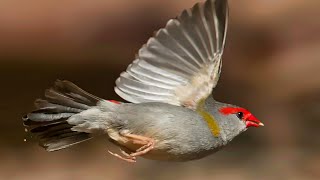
[115,0,228,109]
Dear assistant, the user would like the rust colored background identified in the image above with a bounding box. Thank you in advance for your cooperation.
[0,0,319,179]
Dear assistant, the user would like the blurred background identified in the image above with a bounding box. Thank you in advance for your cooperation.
[0,0,319,179]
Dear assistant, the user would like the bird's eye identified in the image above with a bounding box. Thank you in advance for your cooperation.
[236,112,244,120]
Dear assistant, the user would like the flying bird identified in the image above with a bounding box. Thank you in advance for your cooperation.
[23,0,264,163]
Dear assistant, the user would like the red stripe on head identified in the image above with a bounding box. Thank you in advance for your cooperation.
[108,100,121,104]
[219,107,250,116]
[219,107,264,128]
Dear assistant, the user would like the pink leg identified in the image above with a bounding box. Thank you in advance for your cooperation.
[108,132,155,163]
[122,134,155,157]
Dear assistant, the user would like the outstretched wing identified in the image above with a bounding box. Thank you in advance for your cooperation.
[115,0,228,109]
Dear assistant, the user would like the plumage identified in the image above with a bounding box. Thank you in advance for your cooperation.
[23,80,99,151]
[115,0,228,109]
[23,0,264,162]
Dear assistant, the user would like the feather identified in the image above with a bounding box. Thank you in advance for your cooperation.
[40,134,92,152]
[115,0,228,109]
[23,80,99,151]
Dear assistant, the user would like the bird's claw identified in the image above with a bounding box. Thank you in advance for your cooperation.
[108,133,155,163]
[107,149,136,163]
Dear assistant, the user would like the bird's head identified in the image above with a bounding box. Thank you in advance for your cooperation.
[219,107,264,128]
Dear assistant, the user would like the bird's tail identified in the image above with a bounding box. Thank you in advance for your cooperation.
[23,80,104,152]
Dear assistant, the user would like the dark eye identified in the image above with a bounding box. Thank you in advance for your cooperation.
[236,112,244,119]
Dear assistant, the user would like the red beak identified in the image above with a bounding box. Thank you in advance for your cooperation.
[245,114,264,128]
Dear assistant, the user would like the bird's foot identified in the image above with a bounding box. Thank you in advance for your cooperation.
[122,133,155,157]
[107,149,136,163]
[108,132,155,163]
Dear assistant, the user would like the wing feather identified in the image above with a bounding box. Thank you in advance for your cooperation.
[115,0,228,109]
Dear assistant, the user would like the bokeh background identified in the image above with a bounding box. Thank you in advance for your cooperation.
[0,0,319,179]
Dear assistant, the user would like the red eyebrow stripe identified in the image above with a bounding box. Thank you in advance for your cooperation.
[219,107,249,115]
[108,100,121,104]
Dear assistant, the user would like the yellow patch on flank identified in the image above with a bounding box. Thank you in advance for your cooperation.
[196,99,220,137]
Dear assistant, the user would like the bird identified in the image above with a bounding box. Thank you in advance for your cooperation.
[23,0,264,163]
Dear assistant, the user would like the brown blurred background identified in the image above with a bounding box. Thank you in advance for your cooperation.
[0,0,319,179]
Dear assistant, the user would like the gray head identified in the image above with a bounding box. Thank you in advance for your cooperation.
[204,97,264,142]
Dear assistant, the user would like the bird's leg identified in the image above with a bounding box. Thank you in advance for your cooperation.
[107,149,136,163]
[122,133,155,157]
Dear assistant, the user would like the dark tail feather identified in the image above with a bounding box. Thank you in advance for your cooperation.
[23,80,102,151]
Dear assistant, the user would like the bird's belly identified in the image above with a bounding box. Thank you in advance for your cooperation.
[142,140,219,161]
